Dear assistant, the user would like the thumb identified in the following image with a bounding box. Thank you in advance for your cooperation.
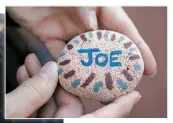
[6,61,58,118]
[80,91,141,118]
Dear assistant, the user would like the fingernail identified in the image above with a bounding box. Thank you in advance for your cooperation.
[39,61,58,82]
[88,10,98,30]
[147,71,157,78]
[82,8,98,30]
[134,92,142,104]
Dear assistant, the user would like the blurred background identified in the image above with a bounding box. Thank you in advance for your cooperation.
[6,7,167,118]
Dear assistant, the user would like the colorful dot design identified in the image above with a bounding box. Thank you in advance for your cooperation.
[74,40,79,44]
[129,47,137,53]
[72,79,81,88]
[58,69,63,75]
[80,34,87,41]
[116,79,128,89]
[111,34,116,41]
[88,32,93,39]
[133,64,141,71]
[93,82,103,92]
[119,36,124,42]
[60,52,65,57]
[104,31,109,38]
[97,31,102,40]
[59,31,143,93]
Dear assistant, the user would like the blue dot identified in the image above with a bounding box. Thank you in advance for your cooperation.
[130,48,137,53]
[60,52,65,57]
[119,36,124,42]
[58,69,63,75]
[117,79,128,89]
[93,81,103,92]
[134,64,141,71]
[88,32,93,39]
[74,40,79,44]
[72,79,81,88]
[104,31,109,38]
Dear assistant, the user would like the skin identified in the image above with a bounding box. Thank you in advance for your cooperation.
[6,7,156,118]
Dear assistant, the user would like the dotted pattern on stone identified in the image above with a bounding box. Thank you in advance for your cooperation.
[57,30,144,99]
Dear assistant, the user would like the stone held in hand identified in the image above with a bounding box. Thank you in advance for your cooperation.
[57,30,144,102]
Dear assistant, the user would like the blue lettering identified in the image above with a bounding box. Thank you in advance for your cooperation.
[95,53,108,67]
[78,48,122,67]
[110,50,122,67]
[78,48,100,66]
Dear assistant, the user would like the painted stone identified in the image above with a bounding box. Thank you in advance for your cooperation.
[57,30,144,102]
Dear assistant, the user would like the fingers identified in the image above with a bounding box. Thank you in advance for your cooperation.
[16,53,58,118]
[16,53,41,83]
[77,7,98,30]
[7,7,53,31]
[7,7,98,60]
[24,53,41,77]
[44,39,66,60]
[80,91,141,118]
[54,86,84,118]
[37,97,57,118]
[99,7,157,76]
[6,61,58,118]
[16,53,42,117]
[16,65,30,84]
[7,7,84,41]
